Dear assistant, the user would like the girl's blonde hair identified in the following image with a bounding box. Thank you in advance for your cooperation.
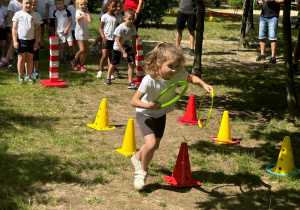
[144,42,185,79]
[76,0,86,9]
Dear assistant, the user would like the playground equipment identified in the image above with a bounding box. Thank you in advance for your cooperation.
[211,111,240,144]
[266,136,299,176]
[178,95,198,125]
[132,38,145,85]
[205,9,241,21]
[41,36,67,87]
[116,118,137,156]
[163,142,201,187]
[87,98,116,131]
[197,90,214,128]
[154,81,188,108]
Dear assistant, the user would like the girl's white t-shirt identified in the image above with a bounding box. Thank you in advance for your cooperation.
[7,0,22,27]
[12,11,40,40]
[136,70,189,118]
[75,10,89,40]
[36,0,47,19]
[45,0,56,19]
[101,13,121,41]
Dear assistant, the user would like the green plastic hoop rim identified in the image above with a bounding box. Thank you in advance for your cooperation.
[154,81,188,108]
[197,90,214,128]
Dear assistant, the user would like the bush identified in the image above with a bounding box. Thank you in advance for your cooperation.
[227,0,244,9]
[87,0,102,13]
[141,0,174,25]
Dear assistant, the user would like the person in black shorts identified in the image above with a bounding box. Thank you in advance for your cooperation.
[175,0,196,56]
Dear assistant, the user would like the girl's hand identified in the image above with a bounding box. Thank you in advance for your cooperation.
[148,101,162,110]
[123,52,128,59]
[14,41,19,49]
[33,42,38,51]
[55,31,58,36]
[203,84,213,94]
[63,29,68,35]
[102,37,107,46]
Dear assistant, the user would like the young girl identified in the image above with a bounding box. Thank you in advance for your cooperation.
[71,0,92,71]
[96,0,121,79]
[130,42,213,190]
[67,0,76,60]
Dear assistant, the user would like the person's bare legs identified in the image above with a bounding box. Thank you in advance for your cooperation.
[99,48,108,72]
[127,62,134,83]
[271,40,276,57]
[189,30,195,50]
[17,53,26,76]
[74,40,84,63]
[260,38,267,55]
[176,29,183,47]
[79,40,88,66]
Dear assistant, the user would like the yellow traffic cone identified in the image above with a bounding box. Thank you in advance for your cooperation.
[116,118,137,156]
[266,136,299,176]
[87,98,116,131]
[211,111,239,144]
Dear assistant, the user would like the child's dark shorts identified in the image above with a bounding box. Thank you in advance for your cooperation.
[33,49,39,61]
[111,47,134,65]
[5,27,11,34]
[16,39,35,54]
[0,28,7,40]
[71,30,75,40]
[136,113,166,138]
[49,18,55,27]
[102,40,114,50]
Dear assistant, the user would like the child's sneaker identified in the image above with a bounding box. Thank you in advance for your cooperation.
[189,49,195,56]
[111,74,115,80]
[33,70,39,80]
[96,70,103,78]
[256,54,266,61]
[131,154,141,171]
[71,60,78,70]
[80,65,86,72]
[18,75,24,84]
[134,170,147,190]
[26,76,35,85]
[0,61,8,68]
[269,56,276,64]
[104,78,111,85]
[127,82,136,89]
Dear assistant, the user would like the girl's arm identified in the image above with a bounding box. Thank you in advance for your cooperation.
[99,21,106,44]
[46,4,50,23]
[65,16,72,33]
[131,90,162,110]
[134,0,143,21]
[12,21,18,49]
[8,10,14,25]
[131,35,136,55]
[116,36,127,58]
[186,74,213,93]
[86,11,92,23]
[34,23,40,51]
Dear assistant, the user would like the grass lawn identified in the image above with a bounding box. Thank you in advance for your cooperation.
[0,7,300,209]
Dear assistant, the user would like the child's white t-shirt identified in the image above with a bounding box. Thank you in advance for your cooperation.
[45,0,56,19]
[0,6,6,26]
[7,0,22,27]
[75,10,89,40]
[101,13,121,41]
[36,0,46,19]
[136,70,189,118]
[67,5,76,30]
[1,5,9,27]
[113,23,136,51]
[12,10,40,40]
[34,11,43,25]
[53,9,71,32]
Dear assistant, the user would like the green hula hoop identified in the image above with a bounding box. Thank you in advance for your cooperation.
[154,81,188,108]
[197,90,214,128]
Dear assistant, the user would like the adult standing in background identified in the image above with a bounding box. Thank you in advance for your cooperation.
[122,0,143,35]
[175,0,196,56]
[256,0,284,64]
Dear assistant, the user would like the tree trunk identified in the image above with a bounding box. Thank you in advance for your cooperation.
[192,0,205,77]
[246,0,255,33]
[240,0,251,47]
[283,0,300,117]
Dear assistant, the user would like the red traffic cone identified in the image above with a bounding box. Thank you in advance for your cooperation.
[178,95,198,124]
[163,142,201,187]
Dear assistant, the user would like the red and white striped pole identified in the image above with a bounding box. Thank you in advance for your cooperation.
[41,36,67,87]
[132,38,144,85]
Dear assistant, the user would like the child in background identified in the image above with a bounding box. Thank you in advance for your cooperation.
[71,0,92,72]
[96,0,121,79]
[12,0,40,84]
[0,0,22,68]
[53,0,73,64]
[104,9,136,89]
[0,0,7,56]
[1,0,9,62]
[46,0,56,37]
[67,0,76,60]
[31,0,42,79]
[130,42,213,190]
[36,0,47,51]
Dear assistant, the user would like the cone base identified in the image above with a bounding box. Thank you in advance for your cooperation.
[163,176,201,187]
[116,148,136,156]
[211,136,239,144]
[266,164,300,176]
[41,80,67,87]
[87,123,116,131]
[178,117,199,125]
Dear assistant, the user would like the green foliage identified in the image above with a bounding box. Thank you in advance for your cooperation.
[227,0,244,9]
[87,0,102,13]
[141,0,174,25]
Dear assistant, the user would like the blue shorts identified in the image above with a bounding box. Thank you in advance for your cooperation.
[258,16,278,40]
[16,39,35,54]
